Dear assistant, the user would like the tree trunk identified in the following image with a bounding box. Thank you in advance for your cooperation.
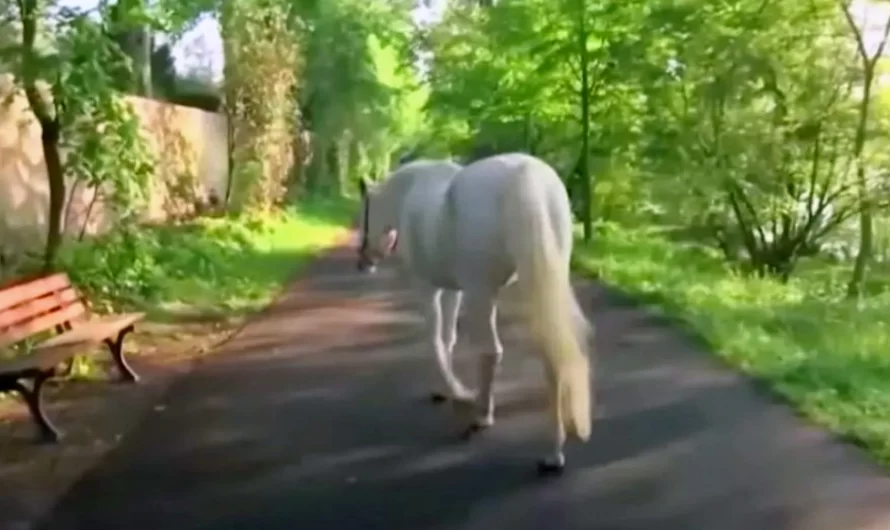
[847,71,874,297]
[305,136,327,193]
[577,0,592,242]
[16,0,65,271]
[135,25,152,97]
[108,0,152,96]
[333,136,348,195]
[838,1,890,297]
[39,121,65,271]
[224,108,235,207]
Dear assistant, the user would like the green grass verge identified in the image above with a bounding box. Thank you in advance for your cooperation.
[573,222,890,467]
[58,195,356,320]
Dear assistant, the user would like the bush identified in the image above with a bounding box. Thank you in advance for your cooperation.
[57,198,354,316]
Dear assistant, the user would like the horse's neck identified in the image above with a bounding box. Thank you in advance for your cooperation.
[379,179,417,228]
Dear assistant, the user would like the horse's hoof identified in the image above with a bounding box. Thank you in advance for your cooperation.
[430,392,448,404]
[430,391,476,406]
[460,421,490,441]
[536,459,565,477]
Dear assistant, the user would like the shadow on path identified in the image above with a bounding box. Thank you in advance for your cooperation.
[36,246,890,530]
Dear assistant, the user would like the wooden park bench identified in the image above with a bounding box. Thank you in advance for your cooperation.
[0,273,144,443]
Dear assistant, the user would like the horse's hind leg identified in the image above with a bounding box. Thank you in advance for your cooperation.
[461,293,502,437]
[441,289,462,358]
[538,363,567,476]
[428,289,474,403]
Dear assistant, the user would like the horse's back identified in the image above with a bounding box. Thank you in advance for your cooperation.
[451,153,571,239]
[453,153,568,210]
[449,153,572,289]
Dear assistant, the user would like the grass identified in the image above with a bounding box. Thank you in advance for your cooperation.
[573,222,890,467]
[58,194,356,320]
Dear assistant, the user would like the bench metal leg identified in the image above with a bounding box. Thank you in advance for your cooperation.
[59,357,76,378]
[56,322,76,378]
[10,372,61,443]
[104,324,140,383]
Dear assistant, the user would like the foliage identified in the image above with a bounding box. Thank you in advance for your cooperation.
[419,0,890,278]
[59,14,155,226]
[58,195,355,315]
[222,0,302,213]
[105,0,153,96]
[1,0,163,268]
[58,4,161,228]
[150,42,222,111]
[295,0,424,194]
[575,223,890,467]
[419,0,890,468]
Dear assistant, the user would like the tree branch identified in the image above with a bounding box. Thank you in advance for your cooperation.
[839,0,869,59]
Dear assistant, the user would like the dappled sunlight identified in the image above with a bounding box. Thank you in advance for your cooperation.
[288,445,408,479]
[58,201,352,315]
[20,231,890,530]
[386,446,477,476]
[10,0,890,523]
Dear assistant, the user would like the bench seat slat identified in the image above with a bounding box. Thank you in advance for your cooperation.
[0,313,146,377]
[38,313,145,350]
[0,303,86,349]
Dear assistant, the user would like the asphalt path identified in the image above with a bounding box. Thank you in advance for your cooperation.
[36,244,890,530]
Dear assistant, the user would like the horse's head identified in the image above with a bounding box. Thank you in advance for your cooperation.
[357,177,398,274]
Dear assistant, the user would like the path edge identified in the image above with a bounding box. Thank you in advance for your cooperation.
[574,273,889,474]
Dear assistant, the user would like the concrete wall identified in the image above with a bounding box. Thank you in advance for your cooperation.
[0,75,228,257]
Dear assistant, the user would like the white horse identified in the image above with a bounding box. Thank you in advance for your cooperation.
[356,153,593,474]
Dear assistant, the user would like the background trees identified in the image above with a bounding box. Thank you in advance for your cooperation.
[420,0,890,290]
[3,0,890,290]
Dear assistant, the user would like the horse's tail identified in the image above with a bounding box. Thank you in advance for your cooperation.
[503,160,593,442]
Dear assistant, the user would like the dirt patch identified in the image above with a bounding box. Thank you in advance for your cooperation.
[0,317,245,529]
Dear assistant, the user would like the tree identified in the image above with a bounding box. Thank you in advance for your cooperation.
[423,0,649,238]
[107,0,152,96]
[420,0,887,280]
[294,0,421,194]
[7,0,164,269]
[150,41,176,95]
[839,0,890,296]
[14,0,65,270]
[221,0,302,211]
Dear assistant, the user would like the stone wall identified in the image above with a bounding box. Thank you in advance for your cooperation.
[0,76,229,257]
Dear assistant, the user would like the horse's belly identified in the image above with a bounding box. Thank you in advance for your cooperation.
[426,267,461,290]
[399,249,458,289]
[451,214,515,288]
[406,235,461,289]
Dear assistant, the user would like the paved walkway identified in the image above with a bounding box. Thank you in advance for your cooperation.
[36,245,890,530]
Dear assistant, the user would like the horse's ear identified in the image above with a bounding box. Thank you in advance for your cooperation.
[359,177,370,198]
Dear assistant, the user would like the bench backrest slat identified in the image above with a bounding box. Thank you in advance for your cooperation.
[0,273,70,312]
[0,273,45,291]
[0,287,80,329]
[0,274,86,348]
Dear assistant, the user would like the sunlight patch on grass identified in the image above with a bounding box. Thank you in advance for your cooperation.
[59,196,356,320]
[151,209,350,317]
[574,222,890,467]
